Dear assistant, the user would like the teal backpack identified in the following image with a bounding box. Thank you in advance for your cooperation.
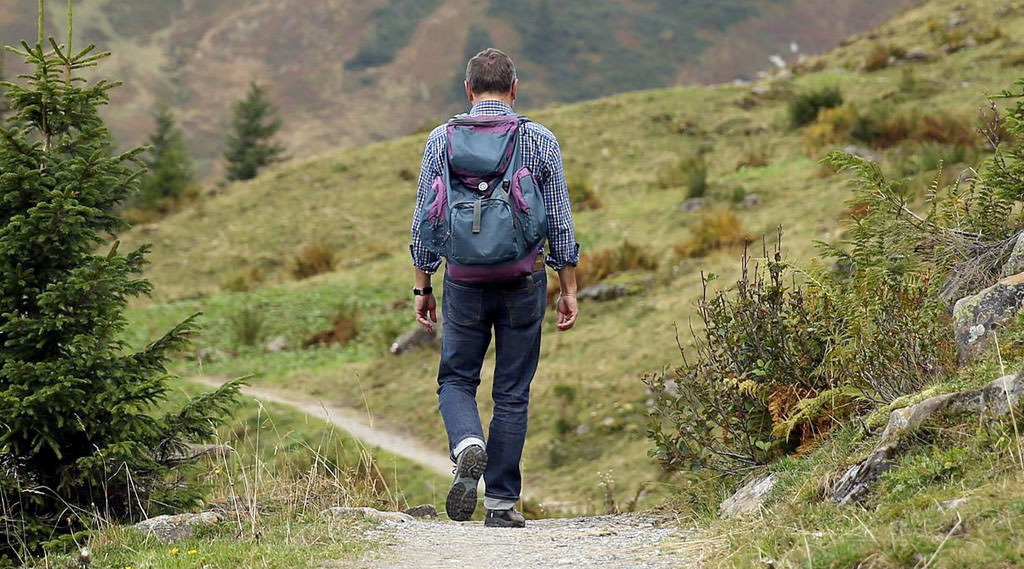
[418,114,547,283]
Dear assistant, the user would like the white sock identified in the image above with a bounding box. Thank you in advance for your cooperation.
[452,437,485,460]
[484,497,517,511]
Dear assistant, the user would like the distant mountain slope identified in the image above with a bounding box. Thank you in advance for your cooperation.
[0,0,918,175]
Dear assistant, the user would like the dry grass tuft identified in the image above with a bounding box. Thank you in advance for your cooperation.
[304,306,359,348]
[548,240,659,303]
[675,210,753,258]
[292,239,338,280]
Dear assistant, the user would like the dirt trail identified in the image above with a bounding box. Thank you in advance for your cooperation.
[192,377,453,477]
[360,514,701,569]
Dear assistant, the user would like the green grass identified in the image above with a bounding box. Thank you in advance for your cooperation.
[65,515,376,569]
[116,0,1024,515]
[27,379,446,568]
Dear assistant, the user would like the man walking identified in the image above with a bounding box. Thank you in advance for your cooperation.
[409,48,580,528]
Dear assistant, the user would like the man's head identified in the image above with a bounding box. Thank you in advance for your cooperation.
[464,48,518,105]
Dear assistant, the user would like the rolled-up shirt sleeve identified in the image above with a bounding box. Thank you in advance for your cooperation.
[410,132,443,274]
[541,140,581,270]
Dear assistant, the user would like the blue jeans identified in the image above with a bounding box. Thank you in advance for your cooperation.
[437,270,547,505]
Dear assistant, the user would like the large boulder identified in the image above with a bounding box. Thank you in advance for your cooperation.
[134,512,222,542]
[952,272,1024,363]
[829,373,1024,504]
[1001,234,1024,278]
[720,473,777,518]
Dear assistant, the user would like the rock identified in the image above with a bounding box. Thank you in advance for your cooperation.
[324,506,414,523]
[194,347,229,363]
[829,445,896,506]
[134,512,222,542]
[953,273,1024,363]
[403,504,438,519]
[681,198,706,213]
[739,194,763,209]
[880,374,1024,444]
[720,473,777,518]
[264,336,289,352]
[940,497,970,510]
[390,324,441,355]
[901,47,935,62]
[830,373,1024,504]
[577,283,630,302]
[947,16,968,27]
[843,145,882,163]
[1001,234,1024,278]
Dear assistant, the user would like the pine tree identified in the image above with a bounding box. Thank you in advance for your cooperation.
[136,104,195,211]
[0,2,240,560]
[0,51,9,119]
[223,80,285,182]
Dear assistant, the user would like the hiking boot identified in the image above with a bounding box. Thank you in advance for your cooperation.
[484,508,526,528]
[445,445,487,521]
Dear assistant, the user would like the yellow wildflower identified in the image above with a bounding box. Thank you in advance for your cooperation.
[171,546,180,556]
[188,549,198,556]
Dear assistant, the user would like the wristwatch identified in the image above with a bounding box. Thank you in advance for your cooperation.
[413,286,433,296]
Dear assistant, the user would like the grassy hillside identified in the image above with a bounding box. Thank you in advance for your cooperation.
[0,0,917,175]
[115,0,1024,512]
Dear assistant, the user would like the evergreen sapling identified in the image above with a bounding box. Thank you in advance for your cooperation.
[223,80,285,182]
[0,3,241,560]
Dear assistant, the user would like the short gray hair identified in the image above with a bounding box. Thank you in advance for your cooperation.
[465,48,517,95]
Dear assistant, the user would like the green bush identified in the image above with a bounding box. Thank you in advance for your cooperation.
[646,245,834,474]
[789,86,844,128]
[657,155,708,198]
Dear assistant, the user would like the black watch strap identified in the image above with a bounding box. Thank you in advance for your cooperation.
[413,286,433,296]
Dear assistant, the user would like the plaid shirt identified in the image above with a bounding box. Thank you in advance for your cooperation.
[409,100,580,274]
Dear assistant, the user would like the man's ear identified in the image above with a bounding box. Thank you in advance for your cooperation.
[465,81,475,104]
[510,79,518,104]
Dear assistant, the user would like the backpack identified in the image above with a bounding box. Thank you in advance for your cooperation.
[417,114,548,283]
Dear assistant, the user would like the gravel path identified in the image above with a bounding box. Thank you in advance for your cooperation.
[362,514,700,569]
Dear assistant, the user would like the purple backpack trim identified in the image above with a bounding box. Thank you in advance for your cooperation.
[510,167,531,213]
[447,248,541,284]
[427,177,447,223]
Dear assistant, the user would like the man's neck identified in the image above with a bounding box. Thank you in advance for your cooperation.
[472,95,514,107]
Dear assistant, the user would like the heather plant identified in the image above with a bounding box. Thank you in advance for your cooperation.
[0,5,240,561]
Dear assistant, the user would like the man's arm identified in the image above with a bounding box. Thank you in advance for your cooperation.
[556,265,578,332]
[541,135,581,332]
[411,131,443,331]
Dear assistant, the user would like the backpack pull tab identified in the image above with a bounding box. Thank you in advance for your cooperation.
[472,199,482,234]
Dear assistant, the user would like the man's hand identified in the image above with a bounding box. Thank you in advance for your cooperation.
[415,293,438,332]
[556,294,578,331]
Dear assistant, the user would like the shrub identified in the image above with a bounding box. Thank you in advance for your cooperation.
[863,43,901,72]
[292,239,338,280]
[658,155,708,198]
[675,210,753,258]
[230,305,267,348]
[736,140,771,170]
[789,86,844,128]
[646,245,836,474]
[803,106,857,153]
